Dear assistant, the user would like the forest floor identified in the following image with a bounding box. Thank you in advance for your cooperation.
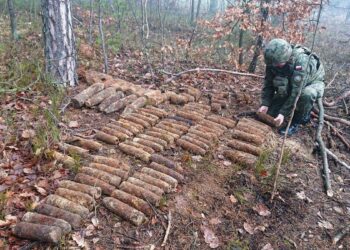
[1,17,350,250]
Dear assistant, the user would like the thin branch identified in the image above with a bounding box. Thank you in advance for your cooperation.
[312,109,350,126]
[333,224,350,245]
[161,211,172,247]
[325,63,345,89]
[326,148,350,171]
[163,68,263,83]
[316,98,333,197]
[271,0,324,200]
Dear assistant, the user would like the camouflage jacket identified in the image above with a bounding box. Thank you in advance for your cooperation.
[261,45,325,117]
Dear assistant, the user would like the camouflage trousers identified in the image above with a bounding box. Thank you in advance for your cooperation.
[267,81,325,123]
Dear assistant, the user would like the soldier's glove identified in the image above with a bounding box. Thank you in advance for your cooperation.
[273,76,289,98]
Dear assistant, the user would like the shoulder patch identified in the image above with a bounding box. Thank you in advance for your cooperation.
[295,65,303,71]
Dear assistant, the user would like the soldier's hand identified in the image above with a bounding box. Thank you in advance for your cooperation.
[274,114,284,126]
[258,106,269,114]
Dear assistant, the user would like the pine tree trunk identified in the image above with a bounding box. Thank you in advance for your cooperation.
[7,0,19,40]
[41,0,77,86]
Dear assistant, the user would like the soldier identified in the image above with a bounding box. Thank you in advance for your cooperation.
[258,38,325,135]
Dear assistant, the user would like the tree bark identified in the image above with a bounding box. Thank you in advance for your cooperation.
[248,0,270,73]
[7,0,19,40]
[98,0,108,73]
[41,0,77,86]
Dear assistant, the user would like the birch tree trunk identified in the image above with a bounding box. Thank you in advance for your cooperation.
[7,0,19,40]
[41,0,77,86]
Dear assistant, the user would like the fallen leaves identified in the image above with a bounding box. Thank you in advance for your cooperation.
[68,120,79,128]
[243,222,254,235]
[72,232,86,247]
[21,129,35,139]
[318,220,334,230]
[253,203,271,217]
[200,225,220,249]
[229,195,238,204]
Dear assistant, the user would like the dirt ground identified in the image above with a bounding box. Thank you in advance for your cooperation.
[8,77,350,250]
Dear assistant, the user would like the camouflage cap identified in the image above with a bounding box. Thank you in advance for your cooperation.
[264,39,292,65]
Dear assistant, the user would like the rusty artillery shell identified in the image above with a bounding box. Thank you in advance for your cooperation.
[13,222,62,243]
[102,127,129,141]
[58,143,89,157]
[188,128,217,142]
[150,127,180,139]
[59,180,101,199]
[206,115,237,128]
[119,143,151,162]
[22,212,71,234]
[124,141,155,154]
[35,204,81,229]
[232,129,264,146]
[181,135,209,150]
[150,154,177,169]
[133,138,164,152]
[149,162,184,182]
[167,115,194,126]
[45,195,89,218]
[199,119,226,132]
[89,163,128,180]
[113,120,142,134]
[98,91,125,111]
[137,134,168,147]
[119,118,144,131]
[120,181,161,205]
[95,130,119,145]
[122,115,151,128]
[186,86,201,100]
[193,124,220,137]
[224,149,258,168]
[145,131,174,144]
[141,167,178,188]
[80,167,121,187]
[68,136,102,151]
[167,91,188,105]
[75,173,115,195]
[55,188,94,210]
[137,110,159,122]
[143,106,168,117]
[176,110,204,122]
[227,139,262,156]
[181,93,195,102]
[91,155,130,171]
[106,123,134,136]
[176,138,206,155]
[156,124,183,135]
[85,86,117,107]
[159,120,189,132]
[256,112,279,127]
[236,122,265,138]
[72,83,104,108]
[129,113,157,125]
[111,189,152,216]
[133,172,172,192]
[51,150,75,168]
[103,197,147,226]
[186,132,213,147]
[240,118,271,133]
[127,177,164,196]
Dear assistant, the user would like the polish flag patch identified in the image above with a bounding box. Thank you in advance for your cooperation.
[295,65,303,70]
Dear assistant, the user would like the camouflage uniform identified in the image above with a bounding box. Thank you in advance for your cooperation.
[261,40,325,123]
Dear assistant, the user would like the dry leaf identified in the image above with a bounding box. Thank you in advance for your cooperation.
[209,218,221,225]
[318,220,333,230]
[34,184,47,196]
[261,243,274,250]
[69,121,79,128]
[229,195,238,204]
[253,203,271,217]
[243,222,254,235]
[200,225,220,248]
[21,129,35,139]
[91,216,99,227]
[72,232,85,247]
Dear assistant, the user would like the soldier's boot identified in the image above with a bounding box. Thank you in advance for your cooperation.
[279,123,299,136]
